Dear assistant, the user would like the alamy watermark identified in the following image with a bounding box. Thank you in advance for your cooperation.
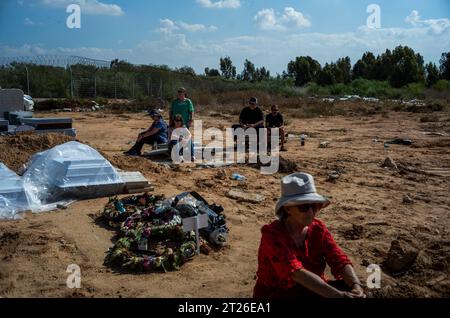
[66,264,81,289]
[170,121,280,174]
[66,4,81,29]
[366,4,381,29]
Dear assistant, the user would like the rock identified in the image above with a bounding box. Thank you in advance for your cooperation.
[386,239,419,272]
[382,156,398,170]
[342,224,365,240]
[200,244,212,255]
[227,189,265,204]
[327,171,340,182]
[402,194,414,204]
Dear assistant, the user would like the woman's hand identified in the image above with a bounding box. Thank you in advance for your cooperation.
[350,284,366,298]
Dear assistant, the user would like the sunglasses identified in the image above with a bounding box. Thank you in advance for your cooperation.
[294,203,321,213]
[175,119,182,122]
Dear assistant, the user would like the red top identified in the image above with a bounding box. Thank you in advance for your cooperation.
[253,218,352,298]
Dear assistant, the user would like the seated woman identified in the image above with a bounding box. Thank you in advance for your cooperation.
[124,110,168,156]
[254,172,366,298]
[169,114,195,162]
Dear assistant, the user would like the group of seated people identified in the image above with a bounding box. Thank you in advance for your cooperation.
[124,93,287,158]
[124,87,194,159]
[232,97,286,152]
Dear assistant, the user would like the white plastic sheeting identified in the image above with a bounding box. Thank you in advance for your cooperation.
[0,163,29,219]
[0,141,124,219]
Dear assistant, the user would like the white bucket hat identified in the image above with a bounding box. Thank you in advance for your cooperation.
[275,173,330,218]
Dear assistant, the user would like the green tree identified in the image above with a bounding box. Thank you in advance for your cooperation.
[440,52,450,80]
[287,56,321,86]
[425,62,440,87]
[317,63,336,86]
[204,67,220,77]
[255,66,270,81]
[335,57,351,84]
[389,46,425,87]
[220,56,236,79]
[241,59,256,81]
[352,52,376,80]
[177,66,196,76]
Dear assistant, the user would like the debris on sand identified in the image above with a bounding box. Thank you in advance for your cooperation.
[227,189,265,204]
[382,156,398,171]
[327,171,341,183]
[342,224,365,240]
[402,194,414,204]
[386,238,419,273]
[278,156,298,174]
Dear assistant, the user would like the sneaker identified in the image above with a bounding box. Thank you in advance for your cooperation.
[280,146,288,152]
[124,149,140,156]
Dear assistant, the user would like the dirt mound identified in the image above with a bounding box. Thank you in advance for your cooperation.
[0,133,75,173]
[106,154,168,175]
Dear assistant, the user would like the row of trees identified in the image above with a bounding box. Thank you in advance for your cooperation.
[200,47,450,89]
[204,57,271,82]
[286,47,450,88]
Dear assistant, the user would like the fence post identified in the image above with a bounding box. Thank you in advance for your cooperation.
[25,66,30,95]
[94,68,97,99]
[114,72,117,99]
[69,66,74,99]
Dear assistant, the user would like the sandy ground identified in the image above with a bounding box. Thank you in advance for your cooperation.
[0,109,449,298]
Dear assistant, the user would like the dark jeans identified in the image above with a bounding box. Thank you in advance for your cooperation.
[129,134,167,154]
[232,124,265,150]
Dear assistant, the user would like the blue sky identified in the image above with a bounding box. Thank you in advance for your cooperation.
[0,0,449,74]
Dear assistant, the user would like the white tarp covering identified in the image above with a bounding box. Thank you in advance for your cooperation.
[0,141,124,219]
[0,163,30,219]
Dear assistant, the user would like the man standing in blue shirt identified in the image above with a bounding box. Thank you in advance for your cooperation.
[124,110,168,156]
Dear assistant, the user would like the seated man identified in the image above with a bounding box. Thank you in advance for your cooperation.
[124,110,168,156]
[232,97,265,146]
[266,104,286,152]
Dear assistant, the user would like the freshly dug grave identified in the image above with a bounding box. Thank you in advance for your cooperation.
[0,133,74,173]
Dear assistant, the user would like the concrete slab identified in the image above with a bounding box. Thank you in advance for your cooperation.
[0,89,24,114]
[20,117,72,130]
[0,119,8,132]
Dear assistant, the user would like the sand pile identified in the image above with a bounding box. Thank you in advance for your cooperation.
[0,133,75,172]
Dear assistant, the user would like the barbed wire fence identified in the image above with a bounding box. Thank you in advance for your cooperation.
[0,55,165,100]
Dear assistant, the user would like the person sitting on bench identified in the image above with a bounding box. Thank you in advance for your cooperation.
[169,114,195,162]
[266,104,287,152]
[232,97,265,150]
[124,110,168,156]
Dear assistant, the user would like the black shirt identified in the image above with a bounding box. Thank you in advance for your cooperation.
[266,112,284,128]
[239,106,264,125]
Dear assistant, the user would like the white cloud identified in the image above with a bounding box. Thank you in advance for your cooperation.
[254,9,282,31]
[405,10,450,35]
[24,18,35,25]
[158,19,217,33]
[159,18,179,34]
[254,7,311,31]
[39,0,124,16]
[178,22,217,32]
[2,13,449,75]
[196,0,240,9]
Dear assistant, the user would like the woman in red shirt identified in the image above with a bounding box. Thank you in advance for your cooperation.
[254,173,366,298]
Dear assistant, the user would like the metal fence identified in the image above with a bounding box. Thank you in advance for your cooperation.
[0,55,166,100]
